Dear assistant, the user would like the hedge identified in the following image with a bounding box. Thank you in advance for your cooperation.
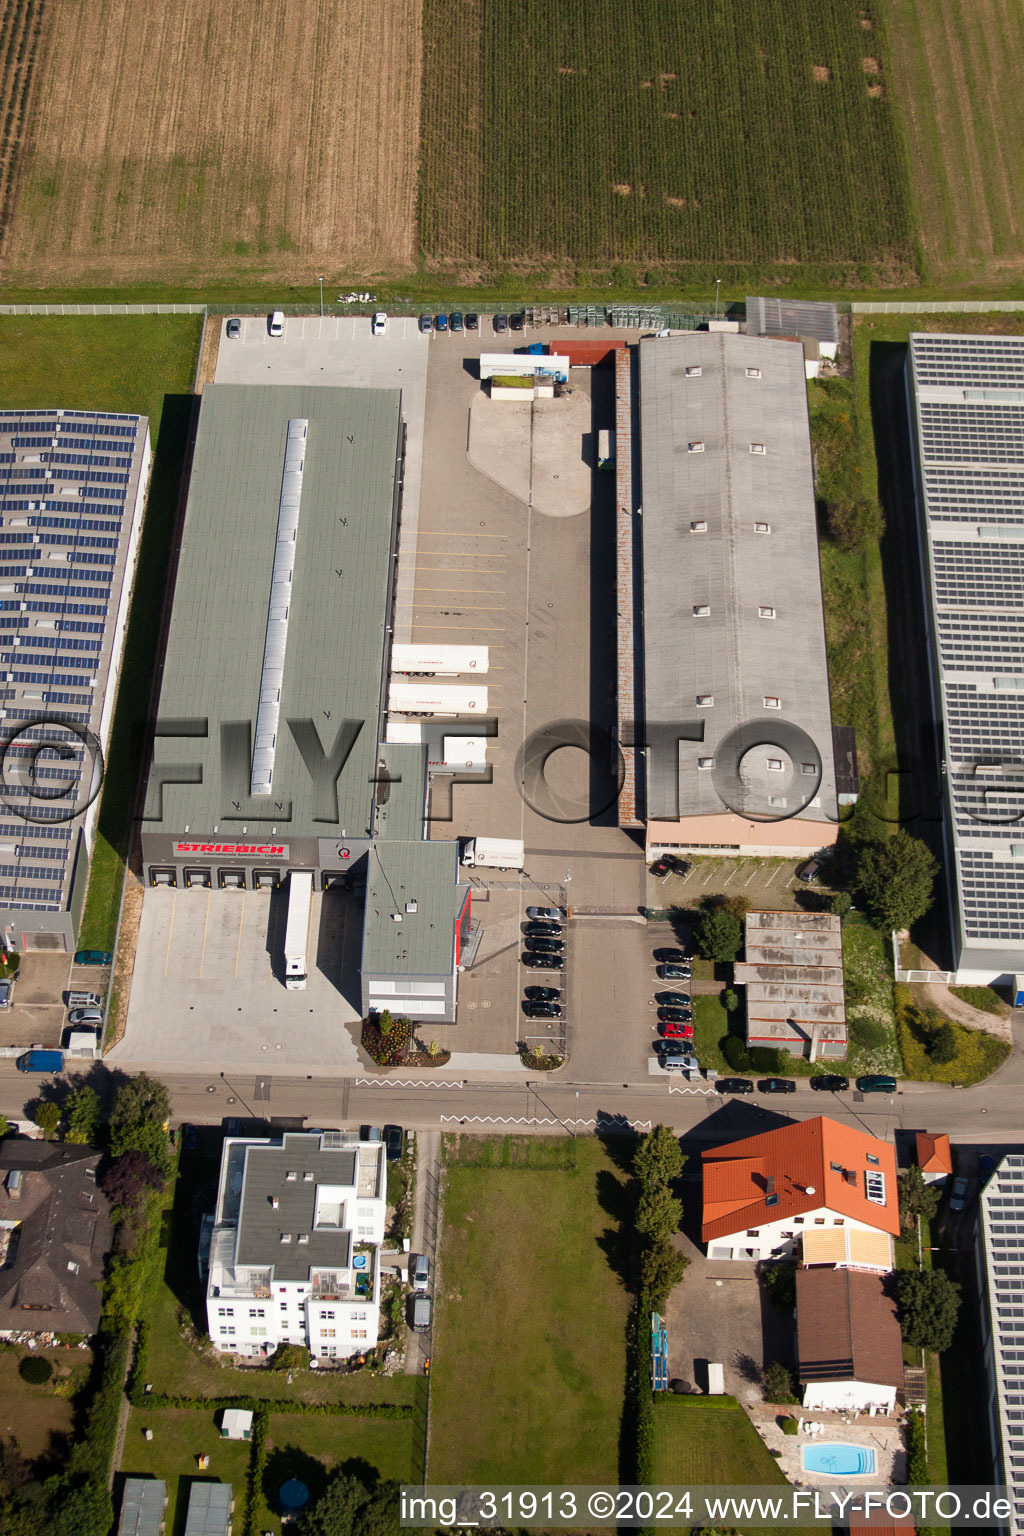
[242,1404,270,1536]
[906,1409,927,1483]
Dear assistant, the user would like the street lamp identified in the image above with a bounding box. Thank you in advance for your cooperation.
[714,278,721,317]
[318,276,324,317]
[564,866,572,917]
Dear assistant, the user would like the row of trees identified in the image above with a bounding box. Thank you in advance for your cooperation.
[634,1126,688,1308]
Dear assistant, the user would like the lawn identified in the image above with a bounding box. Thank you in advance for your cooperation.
[894,985,1010,1086]
[429,1136,631,1482]
[0,314,202,951]
[120,1406,252,1536]
[843,919,901,1076]
[254,1412,415,1534]
[950,985,1009,1017]
[0,1344,92,1463]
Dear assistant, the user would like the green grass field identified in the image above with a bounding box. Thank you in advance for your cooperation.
[0,314,202,949]
[120,1406,252,1536]
[254,1413,415,1535]
[429,1136,631,1482]
[420,0,915,286]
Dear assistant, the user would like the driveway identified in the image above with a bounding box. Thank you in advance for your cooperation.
[663,1244,795,1406]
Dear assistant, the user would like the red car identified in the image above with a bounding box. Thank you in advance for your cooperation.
[660,1020,694,1040]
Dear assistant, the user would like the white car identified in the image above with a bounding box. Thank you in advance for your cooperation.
[268,310,285,337]
[526,906,562,921]
[371,310,388,337]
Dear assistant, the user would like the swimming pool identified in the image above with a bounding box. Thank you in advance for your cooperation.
[801,1444,876,1476]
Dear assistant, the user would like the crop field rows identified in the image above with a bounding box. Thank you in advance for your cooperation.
[0,0,47,252]
[420,0,917,285]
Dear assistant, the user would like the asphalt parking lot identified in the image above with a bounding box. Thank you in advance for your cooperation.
[111,887,366,1074]
[647,855,809,912]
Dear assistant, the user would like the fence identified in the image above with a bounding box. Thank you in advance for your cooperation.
[849,299,1024,315]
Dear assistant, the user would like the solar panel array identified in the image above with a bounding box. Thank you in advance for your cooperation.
[0,410,146,913]
[978,1155,1024,1533]
[908,335,1024,954]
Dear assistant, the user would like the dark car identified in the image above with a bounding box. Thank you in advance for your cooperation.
[649,859,672,878]
[435,313,449,333]
[493,314,508,333]
[450,312,464,332]
[524,1000,563,1019]
[653,1039,690,1056]
[383,1124,404,1162]
[465,313,479,331]
[524,921,562,938]
[523,952,562,970]
[654,949,691,965]
[758,1078,796,1094]
[658,964,691,981]
[525,985,560,1001]
[981,1154,996,1183]
[810,1074,849,1093]
[74,950,113,966]
[418,313,433,333]
[658,1008,693,1025]
[181,1123,198,1152]
[525,936,564,954]
[857,1074,897,1094]
[509,312,525,331]
[718,1077,754,1094]
[226,317,241,339]
[657,991,691,1008]
[797,858,825,882]
[667,856,691,876]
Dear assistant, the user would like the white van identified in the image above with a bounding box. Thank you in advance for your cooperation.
[268,311,285,337]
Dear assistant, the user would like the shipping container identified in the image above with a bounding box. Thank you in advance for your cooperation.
[388,683,487,716]
[390,644,489,677]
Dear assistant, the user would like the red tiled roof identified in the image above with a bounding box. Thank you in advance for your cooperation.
[915,1132,952,1176]
[701,1116,899,1242]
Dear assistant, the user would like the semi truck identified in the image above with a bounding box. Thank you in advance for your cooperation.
[461,837,525,871]
[391,644,489,677]
[283,870,313,990]
[598,428,616,471]
[17,1049,64,1073]
[388,682,487,716]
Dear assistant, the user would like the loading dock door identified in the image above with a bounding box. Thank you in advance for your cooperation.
[184,867,212,889]
[219,869,245,889]
[150,868,177,887]
[253,869,280,890]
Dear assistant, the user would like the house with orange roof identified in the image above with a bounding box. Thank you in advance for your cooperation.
[702,1116,899,1265]
[915,1131,952,1185]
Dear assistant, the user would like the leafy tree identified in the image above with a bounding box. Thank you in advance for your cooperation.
[695,906,742,963]
[272,1343,310,1372]
[34,1101,61,1140]
[929,1020,957,1065]
[18,1356,52,1385]
[355,1481,401,1536]
[761,1263,797,1313]
[46,1476,113,1536]
[762,1360,797,1404]
[829,891,853,920]
[897,1166,940,1236]
[857,831,939,934]
[64,1084,101,1146]
[895,1268,961,1353]
[721,1034,752,1072]
[299,1471,400,1536]
[101,1150,164,1212]
[635,1184,682,1245]
[640,1238,689,1307]
[723,989,739,1013]
[827,494,884,554]
[634,1125,685,1191]
[109,1074,172,1174]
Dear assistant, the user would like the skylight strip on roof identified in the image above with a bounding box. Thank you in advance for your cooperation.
[250,419,308,797]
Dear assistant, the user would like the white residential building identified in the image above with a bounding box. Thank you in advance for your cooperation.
[976,1153,1024,1536]
[206,1131,386,1360]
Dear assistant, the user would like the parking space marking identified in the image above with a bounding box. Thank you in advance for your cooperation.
[357,1078,464,1089]
[234,893,246,980]
[413,602,505,611]
[403,587,506,595]
[163,890,178,977]
[418,530,508,538]
[198,892,212,979]
[412,624,508,633]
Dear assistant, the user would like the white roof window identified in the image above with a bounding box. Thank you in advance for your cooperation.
[763,695,781,709]
[768,795,787,807]
[766,758,784,771]
[690,520,708,533]
[750,442,766,455]
[800,762,816,776]
[698,756,715,770]
[696,694,714,707]
[685,365,702,377]
[758,605,776,619]
[693,603,710,617]
[746,367,762,379]
[687,441,704,453]
[754,521,771,534]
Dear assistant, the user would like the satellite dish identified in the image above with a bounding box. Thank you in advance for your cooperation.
[805,1186,816,1195]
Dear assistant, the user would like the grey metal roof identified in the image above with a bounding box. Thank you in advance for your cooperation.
[746,296,839,345]
[118,1479,167,1536]
[361,839,466,976]
[0,409,149,915]
[738,910,846,1035]
[148,386,401,841]
[374,743,429,841]
[183,1481,233,1536]
[832,726,860,798]
[234,1134,356,1281]
[638,334,838,827]
[907,334,1024,958]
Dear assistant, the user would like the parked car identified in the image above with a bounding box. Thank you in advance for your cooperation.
[225,317,241,339]
[524,921,562,937]
[0,978,13,1010]
[268,310,285,336]
[660,1020,694,1040]
[980,1154,996,1183]
[360,1124,382,1142]
[525,936,564,954]
[465,313,479,331]
[68,1007,103,1026]
[758,1078,796,1094]
[661,1053,699,1073]
[181,1123,198,1152]
[667,856,691,876]
[657,991,691,1008]
[856,1074,897,1094]
[524,1001,562,1019]
[411,1295,432,1333]
[654,948,691,965]
[523,952,562,970]
[410,1253,431,1292]
[526,906,562,921]
[371,310,388,336]
[949,1175,969,1213]
[449,312,464,332]
[658,964,690,981]
[383,1124,404,1162]
[657,1008,692,1025]
[75,950,113,966]
[653,1039,691,1056]
[810,1074,849,1092]
[718,1077,754,1095]
[435,313,448,332]
[524,985,560,1001]
[418,314,433,333]
[492,314,508,333]
[509,312,525,331]
[649,858,672,878]
[797,858,825,882]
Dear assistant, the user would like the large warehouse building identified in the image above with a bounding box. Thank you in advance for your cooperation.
[0,408,150,952]
[634,333,839,857]
[906,333,1024,984]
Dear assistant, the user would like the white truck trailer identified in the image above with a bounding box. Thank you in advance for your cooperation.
[283,870,313,990]
[461,837,525,871]
[388,682,487,716]
[391,644,489,676]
